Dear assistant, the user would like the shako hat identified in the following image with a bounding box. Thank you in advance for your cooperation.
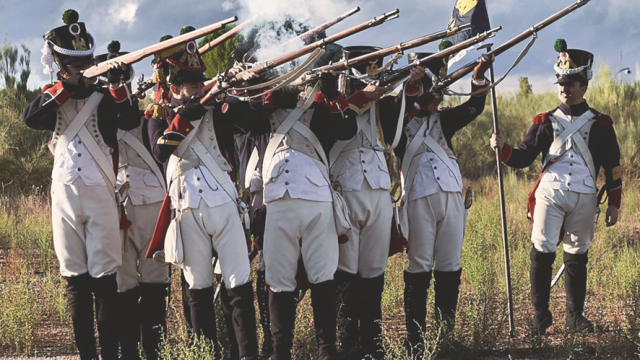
[342,46,384,76]
[41,9,95,75]
[94,40,128,63]
[164,25,211,85]
[553,39,593,85]
[407,52,448,91]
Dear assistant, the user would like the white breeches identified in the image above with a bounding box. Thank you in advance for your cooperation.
[263,194,339,292]
[117,201,171,292]
[532,187,597,255]
[406,191,465,273]
[179,201,251,290]
[337,182,392,278]
[51,178,122,278]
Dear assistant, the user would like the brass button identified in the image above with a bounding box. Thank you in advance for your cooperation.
[198,189,203,193]
[77,167,82,171]
[210,136,215,141]
[77,153,82,157]
[208,127,213,131]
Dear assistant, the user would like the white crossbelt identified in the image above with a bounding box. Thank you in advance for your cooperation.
[544,109,596,181]
[117,129,167,192]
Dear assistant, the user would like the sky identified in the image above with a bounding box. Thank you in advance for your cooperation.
[1,0,638,94]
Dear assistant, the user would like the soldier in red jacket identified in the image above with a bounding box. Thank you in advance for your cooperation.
[491,39,621,335]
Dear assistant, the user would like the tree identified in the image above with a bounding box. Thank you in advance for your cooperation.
[518,77,533,98]
[0,33,31,93]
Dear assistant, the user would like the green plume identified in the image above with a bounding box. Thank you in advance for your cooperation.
[554,39,567,53]
[107,40,121,54]
[439,40,454,52]
[159,35,173,42]
[62,9,79,25]
[180,26,196,35]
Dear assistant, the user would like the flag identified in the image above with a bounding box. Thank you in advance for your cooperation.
[442,0,491,67]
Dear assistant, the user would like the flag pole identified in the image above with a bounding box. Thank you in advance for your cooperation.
[481,43,516,338]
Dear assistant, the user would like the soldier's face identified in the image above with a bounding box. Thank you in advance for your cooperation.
[171,81,205,100]
[65,60,93,75]
[558,81,587,105]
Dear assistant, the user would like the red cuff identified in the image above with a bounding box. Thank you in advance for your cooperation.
[109,84,128,103]
[405,82,422,97]
[44,81,72,105]
[471,77,490,97]
[608,187,621,208]
[500,143,512,163]
[165,114,194,137]
[319,93,349,113]
[346,90,372,114]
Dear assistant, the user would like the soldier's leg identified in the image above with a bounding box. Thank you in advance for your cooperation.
[52,181,97,360]
[335,191,363,357]
[356,186,393,360]
[264,196,306,360]
[530,187,565,335]
[562,192,598,332]
[219,279,240,360]
[179,208,217,344]
[300,200,339,360]
[129,202,171,360]
[93,274,119,360]
[432,192,465,333]
[207,201,258,359]
[404,196,437,356]
[117,235,141,360]
[255,255,273,360]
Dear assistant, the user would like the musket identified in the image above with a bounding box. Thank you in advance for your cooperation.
[376,26,502,88]
[201,9,400,103]
[280,6,361,48]
[432,0,592,92]
[198,16,256,55]
[82,16,238,79]
[310,23,474,75]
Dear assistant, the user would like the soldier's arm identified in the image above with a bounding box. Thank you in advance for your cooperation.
[596,115,622,209]
[22,77,85,130]
[105,84,140,131]
[440,79,489,136]
[217,96,271,135]
[148,106,199,164]
[314,92,357,140]
[500,114,553,169]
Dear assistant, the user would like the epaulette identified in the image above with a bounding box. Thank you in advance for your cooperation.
[596,112,613,127]
[407,106,420,119]
[146,103,173,121]
[532,112,551,125]
[42,84,53,93]
[315,92,349,113]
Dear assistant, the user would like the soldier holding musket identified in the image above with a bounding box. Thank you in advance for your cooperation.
[147,37,262,359]
[383,53,492,358]
[491,39,621,335]
[22,10,139,360]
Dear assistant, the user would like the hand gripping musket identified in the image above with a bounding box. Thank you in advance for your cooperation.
[200,9,400,104]
[431,0,592,93]
[82,16,238,79]
[280,6,361,48]
[375,26,502,88]
[308,23,474,76]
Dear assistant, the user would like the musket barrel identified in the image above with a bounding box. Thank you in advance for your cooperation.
[83,16,238,78]
[432,0,591,92]
[312,23,473,73]
[284,6,361,46]
[201,9,400,102]
[199,16,255,55]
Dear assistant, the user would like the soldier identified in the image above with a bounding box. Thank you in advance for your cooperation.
[260,76,358,360]
[491,40,621,335]
[147,35,262,359]
[390,53,492,357]
[329,46,422,360]
[22,10,139,360]
[95,41,172,360]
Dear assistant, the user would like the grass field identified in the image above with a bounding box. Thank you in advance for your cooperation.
[1,171,639,359]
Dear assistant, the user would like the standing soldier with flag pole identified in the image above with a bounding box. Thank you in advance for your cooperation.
[490,39,621,336]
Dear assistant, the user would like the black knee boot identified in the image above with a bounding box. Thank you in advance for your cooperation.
[359,275,385,360]
[139,283,169,360]
[269,289,297,360]
[65,273,98,360]
[334,271,359,359]
[403,271,431,359]
[226,282,259,360]
[181,271,193,334]
[564,251,600,332]
[220,280,240,360]
[310,280,338,360]
[187,286,218,351]
[117,286,141,360]
[433,269,462,335]
[93,274,119,360]
[530,248,556,336]
[256,271,274,360]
